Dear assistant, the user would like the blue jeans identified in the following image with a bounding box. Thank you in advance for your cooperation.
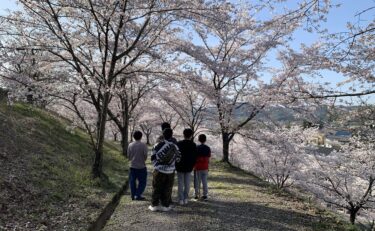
[129,167,147,199]
[177,171,192,201]
[194,170,208,197]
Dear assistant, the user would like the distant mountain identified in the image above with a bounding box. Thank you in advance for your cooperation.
[205,103,357,125]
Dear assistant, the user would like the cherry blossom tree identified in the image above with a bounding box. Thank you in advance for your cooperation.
[155,97,181,130]
[107,70,157,156]
[139,121,154,145]
[176,0,332,163]
[304,136,375,224]
[240,125,315,189]
[0,40,62,107]
[0,0,211,178]
[50,87,98,147]
[138,110,160,145]
[159,79,207,137]
[281,5,374,101]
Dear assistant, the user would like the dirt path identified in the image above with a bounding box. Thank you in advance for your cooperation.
[104,161,343,231]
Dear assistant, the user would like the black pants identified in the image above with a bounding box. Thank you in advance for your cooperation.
[151,170,174,207]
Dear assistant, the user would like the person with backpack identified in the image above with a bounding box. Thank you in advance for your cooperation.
[149,128,181,212]
[127,130,148,201]
[194,134,211,201]
[176,128,197,205]
[159,122,177,144]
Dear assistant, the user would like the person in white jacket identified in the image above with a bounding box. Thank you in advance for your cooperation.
[148,128,181,212]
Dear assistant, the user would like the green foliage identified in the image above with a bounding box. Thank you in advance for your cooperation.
[312,219,362,231]
[210,160,358,231]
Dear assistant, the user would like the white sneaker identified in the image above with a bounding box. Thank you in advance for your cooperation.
[184,199,188,205]
[148,205,159,212]
[179,200,184,205]
[160,206,171,212]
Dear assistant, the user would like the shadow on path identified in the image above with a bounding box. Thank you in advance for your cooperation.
[104,161,334,231]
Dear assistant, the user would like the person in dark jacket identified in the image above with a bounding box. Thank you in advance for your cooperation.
[176,128,197,205]
[194,134,211,201]
[159,122,177,144]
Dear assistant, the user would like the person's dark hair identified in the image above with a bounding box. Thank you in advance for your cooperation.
[183,128,194,139]
[161,122,171,131]
[163,128,173,140]
[133,130,142,141]
[198,134,206,143]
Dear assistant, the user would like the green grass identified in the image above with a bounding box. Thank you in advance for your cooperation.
[208,160,360,231]
[0,102,128,229]
[11,103,127,193]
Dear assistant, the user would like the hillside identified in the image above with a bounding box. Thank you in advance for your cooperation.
[0,101,128,230]
[0,100,358,231]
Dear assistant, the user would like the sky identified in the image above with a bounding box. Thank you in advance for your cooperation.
[1,0,374,103]
[0,0,18,14]
[292,0,374,103]
[293,0,374,44]
[2,0,373,41]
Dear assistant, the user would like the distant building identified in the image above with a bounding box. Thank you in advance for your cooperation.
[310,133,325,146]
[326,130,352,143]
[309,128,352,151]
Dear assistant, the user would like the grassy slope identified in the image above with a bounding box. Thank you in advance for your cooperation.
[209,161,360,231]
[0,101,128,230]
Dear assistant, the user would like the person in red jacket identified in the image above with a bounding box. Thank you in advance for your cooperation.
[193,134,211,200]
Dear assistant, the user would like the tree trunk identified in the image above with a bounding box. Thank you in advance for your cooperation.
[130,121,136,143]
[92,148,103,178]
[120,98,130,157]
[121,123,129,157]
[146,132,150,145]
[222,132,230,163]
[349,207,359,224]
[92,93,110,178]
[26,94,33,104]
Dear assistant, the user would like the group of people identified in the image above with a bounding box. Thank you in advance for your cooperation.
[126,122,211,212]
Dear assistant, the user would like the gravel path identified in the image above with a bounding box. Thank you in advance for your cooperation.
[104,161,340,231]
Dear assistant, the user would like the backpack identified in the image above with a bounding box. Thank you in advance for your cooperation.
[157,142,178,165]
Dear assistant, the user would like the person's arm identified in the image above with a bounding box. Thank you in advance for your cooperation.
[153,142,165,162]
[175,144,181,163]
[193,143,198,163]
[194,143,198,157]
[150,144,159,162]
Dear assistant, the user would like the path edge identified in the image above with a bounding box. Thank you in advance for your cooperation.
[87,180,129,231]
